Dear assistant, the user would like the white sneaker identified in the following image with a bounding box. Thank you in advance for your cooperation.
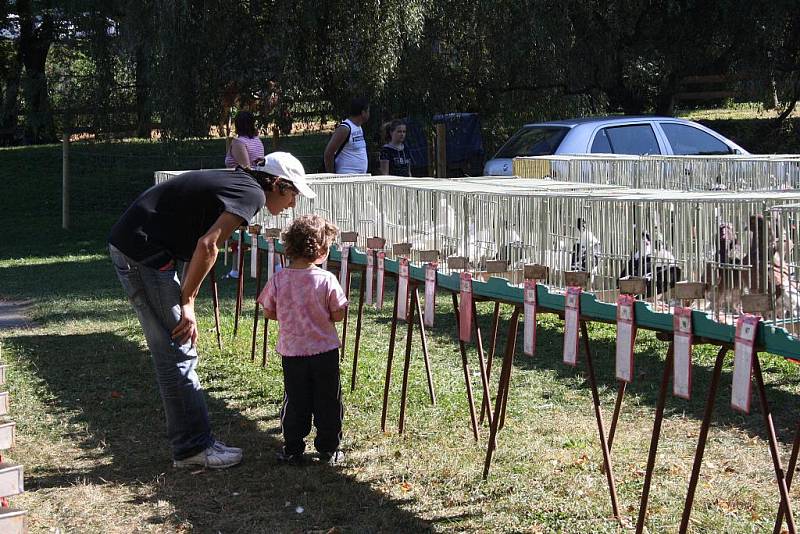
[173,445,242,469]
[226,270,239,279]
[213,440,242,454]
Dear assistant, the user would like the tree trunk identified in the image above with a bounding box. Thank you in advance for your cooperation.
[135,44,152,138]
[0,46,22,145]
[18,0,56,144]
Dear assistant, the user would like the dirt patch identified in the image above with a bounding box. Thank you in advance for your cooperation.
[0,300,36,329]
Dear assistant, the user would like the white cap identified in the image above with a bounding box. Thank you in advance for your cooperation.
[254,152,316,199]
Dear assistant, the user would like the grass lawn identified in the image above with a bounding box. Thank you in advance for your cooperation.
[2,132,800,532]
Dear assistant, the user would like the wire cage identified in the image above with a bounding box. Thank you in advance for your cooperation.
[514,155,800,192]
[766,204,800,335]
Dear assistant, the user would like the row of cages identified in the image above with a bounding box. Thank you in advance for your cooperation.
[514,154,800,192]
[249,175,800,336]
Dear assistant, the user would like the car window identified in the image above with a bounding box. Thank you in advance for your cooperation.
[593,124,661,155]
[661,123,732,155]
[590,129,613,153]
[495,126,569,158]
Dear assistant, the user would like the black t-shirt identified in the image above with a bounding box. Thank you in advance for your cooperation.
[379,144,412,176]
[109,169,266,265]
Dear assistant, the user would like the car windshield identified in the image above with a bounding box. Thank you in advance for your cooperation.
[495,126,569,158]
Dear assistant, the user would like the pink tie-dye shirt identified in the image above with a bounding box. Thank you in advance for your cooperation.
[257,267,348,357]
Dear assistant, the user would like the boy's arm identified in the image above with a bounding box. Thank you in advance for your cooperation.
[264,308,278,320]
[330,309,346,322]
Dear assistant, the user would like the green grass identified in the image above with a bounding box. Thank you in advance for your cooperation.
[2,132,800,532]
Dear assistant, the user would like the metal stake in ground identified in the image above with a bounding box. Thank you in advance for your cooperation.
[232,226,246,337]
[339,232,358,361]
[260,228,283,366]
[209,265,223,350]
[250,242,263,362]
[351,237,385,391]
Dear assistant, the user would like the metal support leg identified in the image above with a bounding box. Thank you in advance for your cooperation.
[581,320,621,520]
[350,269,367,391]
[773,419,800,534]
[753,353,796,534]
[398,289,417,434]
[209,265,222,350]
[472,299,494,428]
[452,292,480,441]
[481,301,502,424]
[635,342,674,533]
[483,306,521,479]
[498,306,520,432]
[679,346,728,533]
[250,250,262,361]
[341,266,352,362]
[415,286,436,406]
[380,276,401,432]
[233,230,246,337]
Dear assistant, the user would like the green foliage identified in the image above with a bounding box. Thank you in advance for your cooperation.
[2,1,800,145]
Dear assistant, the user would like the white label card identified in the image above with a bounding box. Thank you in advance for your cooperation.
[424,263,437,328]
[339,245,350,294]
[365,251,374,305]
[250,234,258,278]
[267,240,275,279]
[376,252,385,309]
[731,314,759,413]
[615,295,636,382]
[563,287,581,366]
[523,279,537,356]
[397,258,410,321]
[459,272,473,342]
[673,307,693,399]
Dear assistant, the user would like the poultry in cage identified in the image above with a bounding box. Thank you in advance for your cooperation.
[619,230,682,299]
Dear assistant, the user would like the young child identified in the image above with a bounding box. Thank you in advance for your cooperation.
[257,214,348,465]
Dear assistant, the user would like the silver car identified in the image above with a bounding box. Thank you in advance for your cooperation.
[483,116,749,176]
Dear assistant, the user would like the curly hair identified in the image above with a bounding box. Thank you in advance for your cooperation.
[282,215,338,261]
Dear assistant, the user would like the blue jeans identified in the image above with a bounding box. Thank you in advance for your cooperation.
[109,244,213,460]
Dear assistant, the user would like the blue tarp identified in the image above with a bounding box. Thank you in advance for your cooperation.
[433,112,485,176]
[402,113,486,177]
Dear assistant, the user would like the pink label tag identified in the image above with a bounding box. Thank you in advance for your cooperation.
[376,252,385,309]
[424,262,437,328]
[397,258,410,321]
[365,251,374,305]
[615,294,636,382]
[563,286,581,366]
[673,307,693,399]
[339,245,350,293]
[267,240,275,279]
[523,279,537,356]
[731,314,759,413]
[459,272,473,342]
[250,234,258,278]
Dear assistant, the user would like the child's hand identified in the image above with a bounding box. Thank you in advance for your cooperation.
[330,308,346,322]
